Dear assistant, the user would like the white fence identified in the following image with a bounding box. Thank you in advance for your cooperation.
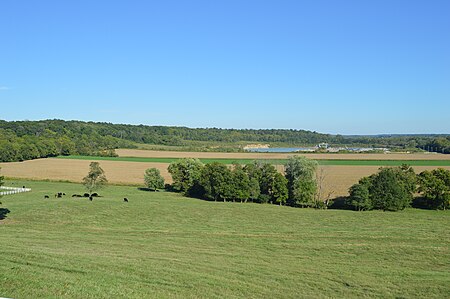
[0,186,32,196]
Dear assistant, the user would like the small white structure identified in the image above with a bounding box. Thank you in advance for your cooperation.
[0,186,31,196]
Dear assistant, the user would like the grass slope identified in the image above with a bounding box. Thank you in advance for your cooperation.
[0,179,449,298]
[57,155,450,166]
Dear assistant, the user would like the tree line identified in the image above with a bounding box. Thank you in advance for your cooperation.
[143,157,450,211]
[0,124,135,162]
[1,119,448,163]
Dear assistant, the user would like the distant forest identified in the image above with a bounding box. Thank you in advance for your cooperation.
[0,119,449,162]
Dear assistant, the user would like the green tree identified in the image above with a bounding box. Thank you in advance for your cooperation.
[272,173,288,206]
[144,168,165,191]
[418,168,450,210]
[243,161,263,182]
[348,182,372,211]
[395,164,417,196]
[199,163,233,202]
[230,165,251,202]
[82,162,108,195]
[168,158,204,195]
[369,167,412,211]
[285,156,318,207]
[248,177,261,202]
[259,163,278,197]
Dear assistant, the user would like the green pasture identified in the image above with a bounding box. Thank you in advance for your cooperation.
[56,155,450,166]
[0,179,449,298]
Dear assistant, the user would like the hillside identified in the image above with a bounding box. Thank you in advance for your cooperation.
[0,119,449,162]
[0,179,449,298]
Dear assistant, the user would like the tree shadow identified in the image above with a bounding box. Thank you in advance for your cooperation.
[411,196,440,210]
[328,196,353,210]
[0,208,11,220]
[137,187,160,192]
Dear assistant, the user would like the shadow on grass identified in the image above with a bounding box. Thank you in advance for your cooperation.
[0,208,11,220]
[328,196,353,210]
[137,187,160,192]
[411,197,444,210]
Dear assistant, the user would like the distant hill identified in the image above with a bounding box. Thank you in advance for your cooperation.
[0,119,448,162]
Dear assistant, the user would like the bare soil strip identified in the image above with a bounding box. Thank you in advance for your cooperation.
[116,149,450,160]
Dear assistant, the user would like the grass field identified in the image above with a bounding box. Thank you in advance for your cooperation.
[56,155,450,166]
[0,179,449,298]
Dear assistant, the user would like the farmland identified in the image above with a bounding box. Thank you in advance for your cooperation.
[0,179,449,298]
[56,155,450,166]
[116,149,450,160]
[1,150,450,197]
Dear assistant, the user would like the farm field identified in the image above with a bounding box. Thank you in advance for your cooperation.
[56,155,450,166]
[117,149,450,160]
[1,158,450,197]
[0,179,449,298]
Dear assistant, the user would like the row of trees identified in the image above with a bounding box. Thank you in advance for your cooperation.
[421,137,450,154]
[143,158,450,211]
[1,120,448,162]
[348,165,450,211]
[0,127,134,162]
[163,157,323,207]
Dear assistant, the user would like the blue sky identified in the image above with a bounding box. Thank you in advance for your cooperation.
[0,0,449,134]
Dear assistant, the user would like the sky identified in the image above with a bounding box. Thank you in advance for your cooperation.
[0,0,449,135]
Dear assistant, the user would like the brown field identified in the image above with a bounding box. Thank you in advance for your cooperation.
[116,149,450,160]
[2,158,449,197]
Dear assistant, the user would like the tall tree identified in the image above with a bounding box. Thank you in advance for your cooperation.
[285,156,318,207]
[168,158,204,195]
[144,168,165,191]
[272,173,288,206]
[82,162,108,195]
[369,167,412,211]
[348,181,372,211]
[418,168,450,210]
[199,163,233,202]
[230,165,251,203]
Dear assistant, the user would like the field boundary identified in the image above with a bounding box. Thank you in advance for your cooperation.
[0,186,32,196]
[55,155,450,166]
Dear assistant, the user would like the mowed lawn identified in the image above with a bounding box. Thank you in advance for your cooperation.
[0,180,449,298]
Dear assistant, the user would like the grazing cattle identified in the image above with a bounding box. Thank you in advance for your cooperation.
[91,193,99,197]
[83,193,90,198]
[89,196,93,201]
[72,194,82,197]
[22,186,25,188]
[123,198,128,202]
[44,195,49,199]
[63,193,66,196]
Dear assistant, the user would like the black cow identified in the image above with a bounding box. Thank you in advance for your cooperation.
[89,196,93,201]
[44,195,49,199]
[123,198,128,202]
[83,193,90,197]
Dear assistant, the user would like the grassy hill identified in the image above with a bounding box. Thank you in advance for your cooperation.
[0,179,449,298]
